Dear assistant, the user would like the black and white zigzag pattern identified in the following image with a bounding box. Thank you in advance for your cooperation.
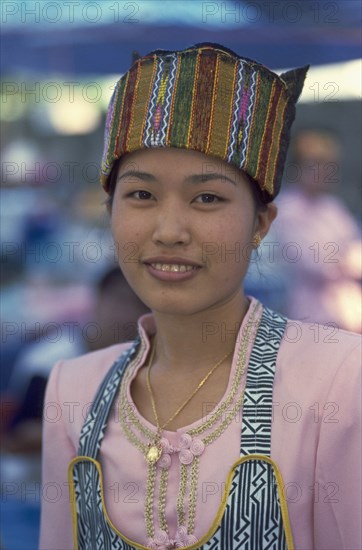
[71,308,290,549]
[199,458,287,550]
[240,308,287,457]
[73,460,136,550]
[78,339,141,458]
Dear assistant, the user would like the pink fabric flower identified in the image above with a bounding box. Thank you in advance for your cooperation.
[158,437,173,469]
[174,525,198,547]
[190,438,205,456]
[160,437,171,452]
[148,528,196,549]
[178,434,205,463]
[158,453,172,469]
[148,529,173,549]
[179,449,193,465]
[154,529,168,545]
[179,433,192,449]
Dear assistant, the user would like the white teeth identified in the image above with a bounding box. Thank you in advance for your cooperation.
[151,263,196,272]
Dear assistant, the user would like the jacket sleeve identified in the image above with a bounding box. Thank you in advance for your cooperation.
[313,341,362,549]
[39,360,76,550]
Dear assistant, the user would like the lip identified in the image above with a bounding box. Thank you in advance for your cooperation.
[142,256,203,282]
[144,262,202,282]
[143,256,202,267]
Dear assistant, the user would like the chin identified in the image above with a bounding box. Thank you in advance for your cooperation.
[140,294,208,317]
[149,301,201,317]
[147,292,239,319]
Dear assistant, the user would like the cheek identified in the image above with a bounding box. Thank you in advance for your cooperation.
[207,214,254,246]
[206,214,254,269]
[110,211,141,267]
[111,205,138,240]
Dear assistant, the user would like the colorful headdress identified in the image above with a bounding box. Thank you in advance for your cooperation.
[101,43,309,202]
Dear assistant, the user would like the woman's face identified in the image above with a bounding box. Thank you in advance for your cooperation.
[111,147,276,316]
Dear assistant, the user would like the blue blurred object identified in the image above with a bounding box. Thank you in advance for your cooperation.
[1,0,361,76]
[1,496,40,550]
[1,453,42,550]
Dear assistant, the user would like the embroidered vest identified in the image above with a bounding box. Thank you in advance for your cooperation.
[68,306,293,549]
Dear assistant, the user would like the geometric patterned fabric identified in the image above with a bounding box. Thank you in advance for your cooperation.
[69,306,293,549]
[100,43,309,203]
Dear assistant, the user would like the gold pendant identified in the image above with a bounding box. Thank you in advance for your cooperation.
[146,443,161,464]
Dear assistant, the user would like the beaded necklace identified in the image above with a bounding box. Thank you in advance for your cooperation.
[118,301,261,543]
[145,338,233,464]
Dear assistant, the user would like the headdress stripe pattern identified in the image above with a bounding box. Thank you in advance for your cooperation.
[257,82,283,191]
[245,73,270,178]
[166,53,181,145]
[236,62,252,161]
[168,51,198,149]
[240,68,257,166]
[113,74,129,160]
[244,71,261,170]
[150,57,170,146]
[266,92,286,190]
[142,57,160,147]
[102,75,127,175]
[270,96,289,187]
[140,59,158,147]
[205,53,220,154]
[128,60,154,151]
[208,55,237,159]
[116,65,139,155]
[189,51,218,151]
[227,60,244,163]
[160,53,178,146]
[101,44,309,202]
[126,61,143,151]
[187,51,202,147]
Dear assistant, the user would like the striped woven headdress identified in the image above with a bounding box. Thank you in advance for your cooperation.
[101,43,309,202]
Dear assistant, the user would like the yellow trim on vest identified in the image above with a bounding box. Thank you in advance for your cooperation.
[67,457,80,550]
[68,453,294,550]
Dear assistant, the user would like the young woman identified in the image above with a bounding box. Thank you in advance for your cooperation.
[40,44,361,550]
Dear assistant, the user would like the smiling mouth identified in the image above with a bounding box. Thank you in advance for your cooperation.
[149,263,198,273]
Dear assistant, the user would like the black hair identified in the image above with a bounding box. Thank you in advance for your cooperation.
[105,157,121,212]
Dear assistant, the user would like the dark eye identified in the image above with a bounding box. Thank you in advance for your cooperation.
[130,190,153,200]
[195,193,222,204]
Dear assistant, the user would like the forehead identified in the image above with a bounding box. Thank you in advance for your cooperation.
[117,147,247,185]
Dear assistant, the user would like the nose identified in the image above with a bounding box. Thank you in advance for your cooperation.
[151,202,192,247]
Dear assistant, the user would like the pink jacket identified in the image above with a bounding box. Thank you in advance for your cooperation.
[40,298,361,549]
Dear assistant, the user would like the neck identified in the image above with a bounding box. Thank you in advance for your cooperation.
[149,290,250,374]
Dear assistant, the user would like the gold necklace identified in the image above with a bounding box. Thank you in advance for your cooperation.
[145,336,233,464]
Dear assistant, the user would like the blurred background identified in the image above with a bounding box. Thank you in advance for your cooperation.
[1,1,361,548]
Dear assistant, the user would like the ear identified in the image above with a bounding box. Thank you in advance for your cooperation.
[255,202,278,240]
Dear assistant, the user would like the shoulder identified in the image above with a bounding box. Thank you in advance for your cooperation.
[46,341,136,405]
[269,310,361,451]
[280,317,360,364]
[276,314,361,396]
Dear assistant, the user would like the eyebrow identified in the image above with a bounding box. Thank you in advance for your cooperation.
[117,170,237,186]
[117,171,156,183]
[185,173,236,186]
